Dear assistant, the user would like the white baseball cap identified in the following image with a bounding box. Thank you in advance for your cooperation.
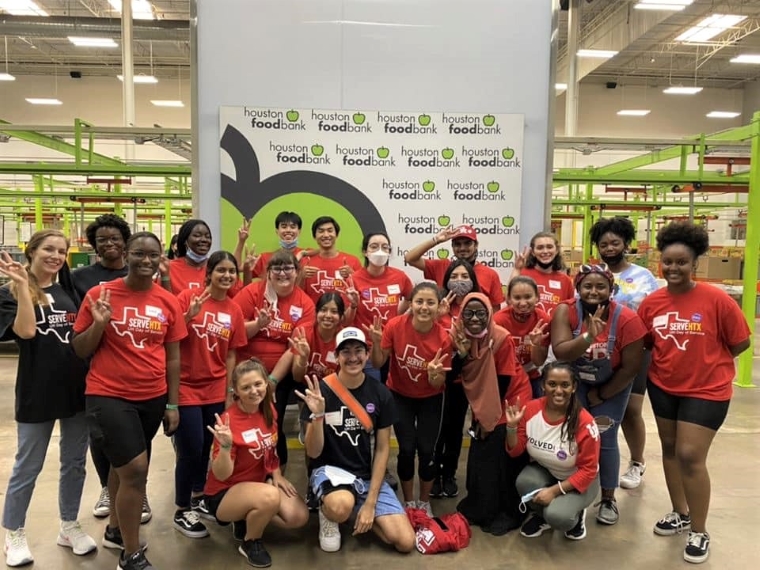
[335,327,368,350]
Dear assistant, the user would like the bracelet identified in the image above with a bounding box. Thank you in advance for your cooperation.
[581,331,594,344]
[313,416,325,423]
[161,276,170,283]
[220,443,232,450]
[166,404,179,411]
[506,425,518,433]
[432,236,438,245]
[268,374,278,385]
[558,481,567,495]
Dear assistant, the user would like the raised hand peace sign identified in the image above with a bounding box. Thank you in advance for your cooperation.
[0,251,28,285]
[238,218,251,243]
[586,305,607,339]
[505,397,526,428]
[243,244,260,272]
[345,276,359,309]
[206,412,233,448]
[363,315,383,345]
[186,288,211,320]
[528,319,549,346]
[452,318,471,356]
[427,349,451,388]
[339,257,354,280]
[294,375,325,415]
[256,299,273,328]
[87,288,112,325]
[514,245,530,271]
[438,291,457,318]
[288,327,311,360]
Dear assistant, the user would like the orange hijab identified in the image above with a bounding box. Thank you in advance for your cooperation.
[457,293,509,432]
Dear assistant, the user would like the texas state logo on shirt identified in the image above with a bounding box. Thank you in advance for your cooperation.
[536,283,562,313]
[325,405,370,446]
[652,311,705,351]
[262,314,293,338]
[308,350,337,377]
[395,344,428,382]
[110,305,166,348]
[361,286,401,318]
[191,310,232,351]
[242,426,278,459]
[36,294,76,344]
[310,270,347,296]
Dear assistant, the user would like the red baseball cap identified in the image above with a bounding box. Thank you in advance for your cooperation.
[454,225,478,242]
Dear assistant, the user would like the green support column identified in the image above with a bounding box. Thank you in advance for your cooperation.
[735,112,760,388]
[583,183,593,261]
[164,188,173,249]
[33,175,43,230]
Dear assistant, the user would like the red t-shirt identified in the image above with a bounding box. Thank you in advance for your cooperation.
[563,300,646,369]
[74,279,188,400]
[298,324,341,379]
[423,259,505,308]
[493,308,551,379]
[381,313,453,398]
[351,267,413,335]
[520,268,575,315]
[176,291,248,405]
[204,404,280,496]
[251,248,304,280]
[301,252,363,305]
[233,281,315,370]
[637,283,751,401]
[166,258,242,298]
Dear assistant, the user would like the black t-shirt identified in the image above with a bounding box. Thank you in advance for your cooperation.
[72,263,128,305]
[0,284,88,423]
[300,376,397,480]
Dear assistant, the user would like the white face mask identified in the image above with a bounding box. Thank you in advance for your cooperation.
[367,251,390,266]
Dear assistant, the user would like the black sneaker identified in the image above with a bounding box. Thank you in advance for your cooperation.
[684,531,710,564]
[118,549,154,570]
[103,526,148,551]
[442,476,459,498]
[564,509,587,541]
[305,487,319,512]
[232,520,247,542]
[520,514,551,538]
[238,538,272,568]
[429,477,443,499]
[173,509,209,539]
[654,511,691,536]
[190,497,215,521]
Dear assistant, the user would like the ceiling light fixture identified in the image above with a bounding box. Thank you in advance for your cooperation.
[663,86,703,94]
[577,49,619,59]
[635,0,693,10]
[107,0,155,20]
[151,100,184,107]
[675,14,747,43]
[706,111,741,118]
[0,0,48,16]
[730,54,760,64]
[617,109,651,116]
[26,98,63,105]
[68,36,118,48]
[555,83,568,90]
[117,74,158,83]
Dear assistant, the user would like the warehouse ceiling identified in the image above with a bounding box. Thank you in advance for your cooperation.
[0,0,759,88]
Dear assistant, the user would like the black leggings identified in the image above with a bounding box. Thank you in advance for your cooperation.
[433,382,469,479]
[274,373,298,467]
[392,391,445,482]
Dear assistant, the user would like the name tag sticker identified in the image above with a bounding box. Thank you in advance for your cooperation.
[217,312,231,325]
[241,428,259,444]
[387,284,401,295]
[145,305,162,317]
[326,351,337,364]
[325,411,342,426]
[549,280,561,289]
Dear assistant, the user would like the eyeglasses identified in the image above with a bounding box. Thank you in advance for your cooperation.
[269,265,296,274]
[95,236,124,245]
[462,309,488,320]
[366,244,391,253]
[128,251,161,261]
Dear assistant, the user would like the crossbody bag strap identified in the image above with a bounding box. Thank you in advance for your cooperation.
[605,303,623,358]
[322,373,373,433]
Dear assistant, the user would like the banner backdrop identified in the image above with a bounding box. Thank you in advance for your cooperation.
[220,106,524,285]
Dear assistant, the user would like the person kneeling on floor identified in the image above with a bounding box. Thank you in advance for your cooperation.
[297,327,415,554]
[204,359,309,568]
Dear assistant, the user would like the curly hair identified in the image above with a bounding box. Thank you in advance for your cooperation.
[525,231,565,271]
[84,214,131,249]
[589,216,635,248]
[656,221,709,258]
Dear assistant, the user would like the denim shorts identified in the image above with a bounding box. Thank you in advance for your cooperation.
[310,466,404,517]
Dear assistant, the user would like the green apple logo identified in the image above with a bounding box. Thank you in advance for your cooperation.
[502,216,515,228]
[377,147,390,159]
[437,249,450,260]
[502,148,515,160]
[353,113,366,125]
[286,110,299,122]
[501,284,508,297]
[441,148,455,160]
[501,249,514,261]
[438,215,451,227]
[422,181,435,193]
[483,115,496,127]
[418,114,431,126]
[311,144,324,157]
[487,181,500,193]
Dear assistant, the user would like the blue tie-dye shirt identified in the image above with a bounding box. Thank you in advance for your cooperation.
[611,265,659,311]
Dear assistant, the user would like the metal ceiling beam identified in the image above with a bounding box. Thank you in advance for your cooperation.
[0,15,189,41]
[0,163,191,176]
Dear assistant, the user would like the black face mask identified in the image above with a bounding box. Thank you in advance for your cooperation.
[536,259,554,270]
[600,252,625,267]
[580,299,608,315]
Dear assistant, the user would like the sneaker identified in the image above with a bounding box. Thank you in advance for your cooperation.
[564,509,587,541]
[417,501,434,518]
[430,477,443,499]
[404,501,417,510]
[238,538,272,568]
[102,526,148,551]
[232,520,247,542]
[384,470,399,491]
[305,487,319,512]
[520,514,551,538]
[93,487,111,518]
[140,496,152,524]
[684,531,710,564]
[4,529,33,567]
[620,461,646,490]
[442,476,459,498]
[173,510,209,539]
[190,497,214,521]
[654,511,692,536]
[118,548,155,570]
[318,509,341,553]
[596,498,619,525]
[57,521,97,555]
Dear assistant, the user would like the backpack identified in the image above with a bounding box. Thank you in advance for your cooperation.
[406,508,472,554]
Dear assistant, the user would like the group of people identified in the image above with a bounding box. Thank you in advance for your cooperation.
[0,210,750,568]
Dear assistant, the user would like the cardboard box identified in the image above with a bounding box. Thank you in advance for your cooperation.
[695,256,742,280]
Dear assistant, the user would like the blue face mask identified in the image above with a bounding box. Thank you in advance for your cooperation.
[518,489,542,513]
[185,248,209,264]
[279,239,298,250]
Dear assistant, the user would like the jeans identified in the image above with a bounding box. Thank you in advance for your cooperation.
[174,402,225,507]
[576,382,633,490]
[2,413,89,529]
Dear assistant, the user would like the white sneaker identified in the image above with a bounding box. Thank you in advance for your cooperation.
[417,501,434,518]
[620,461,646,489]
[140,495,152,524]
[404,501,417,510]
[93,487,110,518]
[4,528,33,567]
[57,521,97,556]
[318,509,341,552]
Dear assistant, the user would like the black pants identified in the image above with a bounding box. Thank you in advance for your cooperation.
[274,373,297,467]
[392,392,445,482]
[433,382,469,479]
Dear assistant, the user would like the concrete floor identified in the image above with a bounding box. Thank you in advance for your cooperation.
[0,354,758,570]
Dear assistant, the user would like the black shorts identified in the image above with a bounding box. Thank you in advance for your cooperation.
[631,349,652,396]
[86,394,167,468]
[204,489,230,525]
[647,380,730,431]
